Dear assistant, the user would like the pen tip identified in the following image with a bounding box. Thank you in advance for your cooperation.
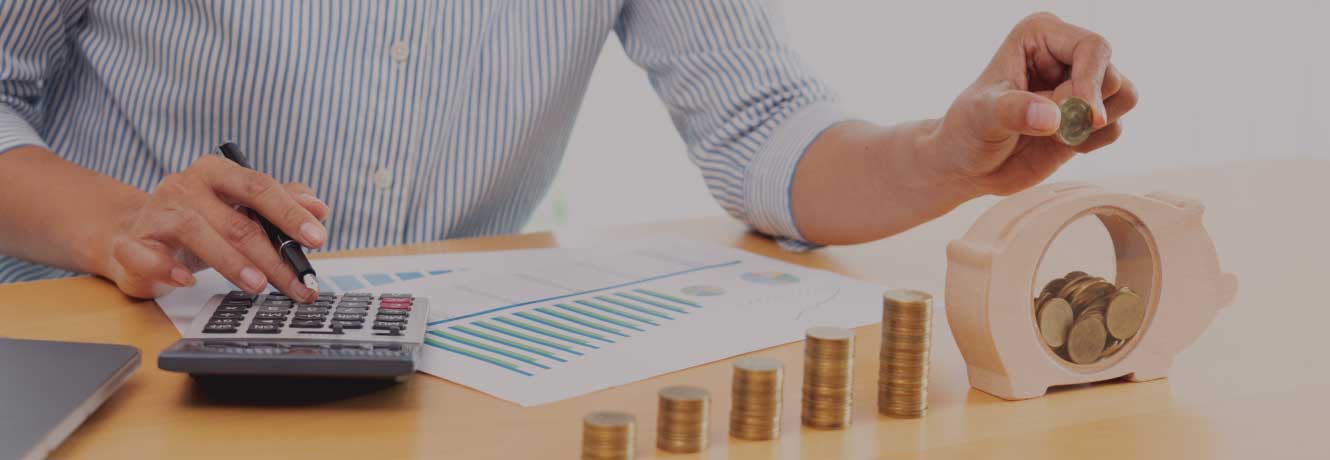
[303,274,319,293]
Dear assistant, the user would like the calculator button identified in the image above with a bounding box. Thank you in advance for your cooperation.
[216,305,249,314]
[247,324,282,334]
[380,293,413,299]
[289,320,325,328]
[252,318,286,326]
[335,306,369,314]
[330,320,363,329]
[373,321,406,330]
[343,293,373,300]
[297,301,333,308]
[207,319,243,327]
[225,291,255,300]
[294,312,327,320]
[220,299,253,307]
[379,304,412,311]
[211,311,246,320]
[338,300,371,307]
[261,300,293,308]
[296,306,330,314]
[203,324,238,333]
[333,313,366,321]
[253,311,288,320]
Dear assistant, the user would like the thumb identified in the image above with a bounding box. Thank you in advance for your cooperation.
[989,89,1060,136]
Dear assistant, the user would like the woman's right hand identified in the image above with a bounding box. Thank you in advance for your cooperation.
[102,155,330,302]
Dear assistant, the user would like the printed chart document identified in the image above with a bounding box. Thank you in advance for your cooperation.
[155,248,571,333]
[407,237,887,406]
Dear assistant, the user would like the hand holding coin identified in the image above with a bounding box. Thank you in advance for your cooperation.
[930,12,1139,196]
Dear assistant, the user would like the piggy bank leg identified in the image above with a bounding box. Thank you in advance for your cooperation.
[967,365,1048,400]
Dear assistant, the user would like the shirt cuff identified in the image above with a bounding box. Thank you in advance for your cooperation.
[743,101,854,252]
[0,104,49,154]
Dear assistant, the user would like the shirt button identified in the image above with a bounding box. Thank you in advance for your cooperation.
[373,168,393,190]
[390,41,410,63]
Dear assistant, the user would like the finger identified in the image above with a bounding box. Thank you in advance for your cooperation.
[1034,16,1113,127]
[1075,121,1124,153]
[196,196,317,302]
[283,182,330,221]
[1101,64,1124,100]
[1103,78,1138,124]
[111,238,195,298]
[990,89,1061,136]
[194,156,326,248]
[149,207,269,294]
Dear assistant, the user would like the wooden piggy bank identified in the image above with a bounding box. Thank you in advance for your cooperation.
[944,182,1237,400]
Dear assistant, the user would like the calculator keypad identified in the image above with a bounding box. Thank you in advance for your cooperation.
[189,290,425,343]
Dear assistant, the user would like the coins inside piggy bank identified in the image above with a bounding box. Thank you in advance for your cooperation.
[1033,271,1146,365]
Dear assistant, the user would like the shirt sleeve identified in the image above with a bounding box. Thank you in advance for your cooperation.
[0,0,89,154]
[614,0,853,251]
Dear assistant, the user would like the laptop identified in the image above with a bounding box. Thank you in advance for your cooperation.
[0,338,140,460]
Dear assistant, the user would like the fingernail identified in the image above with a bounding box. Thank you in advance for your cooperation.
[240,267,266,292]
[300,193,327,208]
[300,222,326,246]
[1028,101,1060,132]
[170,266,196,287]
[287,277,313,300]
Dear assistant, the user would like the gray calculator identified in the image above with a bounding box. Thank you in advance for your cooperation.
[159,290,428,379]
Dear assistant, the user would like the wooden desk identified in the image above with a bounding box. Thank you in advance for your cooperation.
[3,159,1326,459]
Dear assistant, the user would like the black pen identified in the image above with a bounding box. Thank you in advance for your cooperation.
[216,142,319,293]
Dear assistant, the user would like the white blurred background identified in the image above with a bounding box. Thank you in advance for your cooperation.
[526,1,1330,232]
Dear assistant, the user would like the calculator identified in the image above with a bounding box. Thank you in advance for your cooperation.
[158,290,429,379]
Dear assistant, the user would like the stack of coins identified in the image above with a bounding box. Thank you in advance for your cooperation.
[1056,97,1094,146]
[656,385,709,453]
[730,357,784,440]
[1034,271,1146,364]
[582,411,635,460]
[801,326,855,429]
[878,289,933,418]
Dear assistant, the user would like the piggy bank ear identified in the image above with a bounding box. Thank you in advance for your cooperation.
[1216,272,1238,310]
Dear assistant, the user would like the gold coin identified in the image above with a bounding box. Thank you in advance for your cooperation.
[1057,276,1099,303]
[735,357,783,374]
[583,411,635,460]
[1036,297,1074,348]
[731,357,783,440]
[883,289,932,307]
[880,290,932,418]
[1070,280,1116,311]
[1040,278,1068,299]
[657,386,708,453]
[1105,288,1145,340]
[1056,97,1094,146]
[1078,295,1109,319]
[802,326,854,429]
[1065,312,1108,365]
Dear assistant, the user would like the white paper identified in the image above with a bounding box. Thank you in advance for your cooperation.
[408,237,886,406]
[154,249,572,333]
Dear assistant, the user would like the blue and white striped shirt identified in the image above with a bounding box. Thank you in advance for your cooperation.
[0,0,847,283]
